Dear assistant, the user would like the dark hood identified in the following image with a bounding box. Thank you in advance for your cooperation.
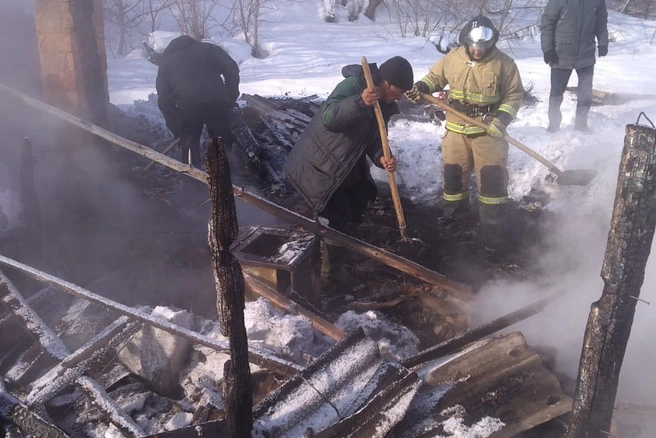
[340,63,382,84]
[163,35,198,55]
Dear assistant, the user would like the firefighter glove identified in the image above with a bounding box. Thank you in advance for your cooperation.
[487,119,505,138]
[543,49,556,65]
[598,45,608,57]
[404,82,429,104]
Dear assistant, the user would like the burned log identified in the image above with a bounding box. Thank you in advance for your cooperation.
[567,121,656,437]
[206,137,252,437]
[0,378,69,438]
[230,106,290,194]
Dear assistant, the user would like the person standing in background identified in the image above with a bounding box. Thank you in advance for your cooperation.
[541,0,608,133]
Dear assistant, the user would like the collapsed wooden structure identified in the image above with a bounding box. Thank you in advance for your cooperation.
[2,81,655,436]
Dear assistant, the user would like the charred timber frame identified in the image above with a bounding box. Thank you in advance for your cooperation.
[0,270,146,437]
[206,137,253,436]
[0,253,300,374]
[0,82,474,300]
[567,122,656,437]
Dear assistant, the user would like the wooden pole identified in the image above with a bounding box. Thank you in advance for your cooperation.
[0,81,474,299]
[206,137,252,437]
[567,123,656,437]
[361,56,408,240]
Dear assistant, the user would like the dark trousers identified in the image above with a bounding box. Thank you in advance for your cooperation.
[320,159,376,232]
[178,101,232,168]
[548,65,594,129]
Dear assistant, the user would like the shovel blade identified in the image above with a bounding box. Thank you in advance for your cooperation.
[556,169,598,186]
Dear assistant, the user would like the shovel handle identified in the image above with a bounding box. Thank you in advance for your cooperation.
[420,92,565,177]
[361,57,408,240]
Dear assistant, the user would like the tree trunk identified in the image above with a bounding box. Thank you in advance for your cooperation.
[206,137,253,437]
[567,123,656,437]
[364,0,383,20]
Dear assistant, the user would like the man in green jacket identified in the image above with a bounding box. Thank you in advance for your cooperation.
[541,0,608,132]
[284,56,413,287]
[405,15,524,249]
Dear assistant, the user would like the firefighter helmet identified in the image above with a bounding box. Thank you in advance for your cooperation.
[459,14,499,50]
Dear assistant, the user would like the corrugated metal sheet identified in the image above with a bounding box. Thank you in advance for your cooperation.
[390,331,573,437]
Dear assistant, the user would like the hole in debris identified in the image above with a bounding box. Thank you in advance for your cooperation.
[509,348,521,357]
[240,233,289,258]
[547,395,560,406]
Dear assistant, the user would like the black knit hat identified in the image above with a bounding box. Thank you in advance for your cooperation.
[378,56,414,91]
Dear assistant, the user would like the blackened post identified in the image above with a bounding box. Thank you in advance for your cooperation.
[18,138,43,291]
[567,123,656,437]
[206,137,253,437]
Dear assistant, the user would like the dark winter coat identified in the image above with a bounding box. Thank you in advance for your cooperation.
[156,35,240,135]
[540,0,609,69]
[283,64,397,214]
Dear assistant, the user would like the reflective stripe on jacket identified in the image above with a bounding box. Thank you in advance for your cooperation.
[417,46,524,135]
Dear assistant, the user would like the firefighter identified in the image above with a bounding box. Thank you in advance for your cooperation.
[405,15,524,249]
[284,56,414,287]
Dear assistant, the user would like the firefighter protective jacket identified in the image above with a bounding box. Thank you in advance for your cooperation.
[416,46,524,136]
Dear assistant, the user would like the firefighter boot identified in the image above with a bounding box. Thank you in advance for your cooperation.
[321,242,362,290]
[477,203,518,254]
[436,199,471,226]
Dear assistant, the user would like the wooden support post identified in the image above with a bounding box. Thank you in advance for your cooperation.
[567,123,656,437]
[206,137,253,437]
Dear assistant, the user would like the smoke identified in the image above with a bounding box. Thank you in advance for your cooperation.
[474,152,656,429]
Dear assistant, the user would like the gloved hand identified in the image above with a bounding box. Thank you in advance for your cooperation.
[543,49,556,65]
[404,82,429,104]
[598,45,608,57]
[487,119,505,138]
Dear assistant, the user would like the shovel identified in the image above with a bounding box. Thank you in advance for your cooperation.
[420,92,597,186]
[361,57,409,240]
[361,57,425,255]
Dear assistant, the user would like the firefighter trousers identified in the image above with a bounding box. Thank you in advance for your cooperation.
[441,130,509,224]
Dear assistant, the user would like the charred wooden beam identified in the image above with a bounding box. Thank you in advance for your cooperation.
[206,137,253,437]
[241,94,311,129]
[0,378,69,438]
[567,123,656,437]
[18,138,43,292]
[243,272,345,341]
[26,316,140,406]
[0,82,473,297]
[0,270,69,360]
